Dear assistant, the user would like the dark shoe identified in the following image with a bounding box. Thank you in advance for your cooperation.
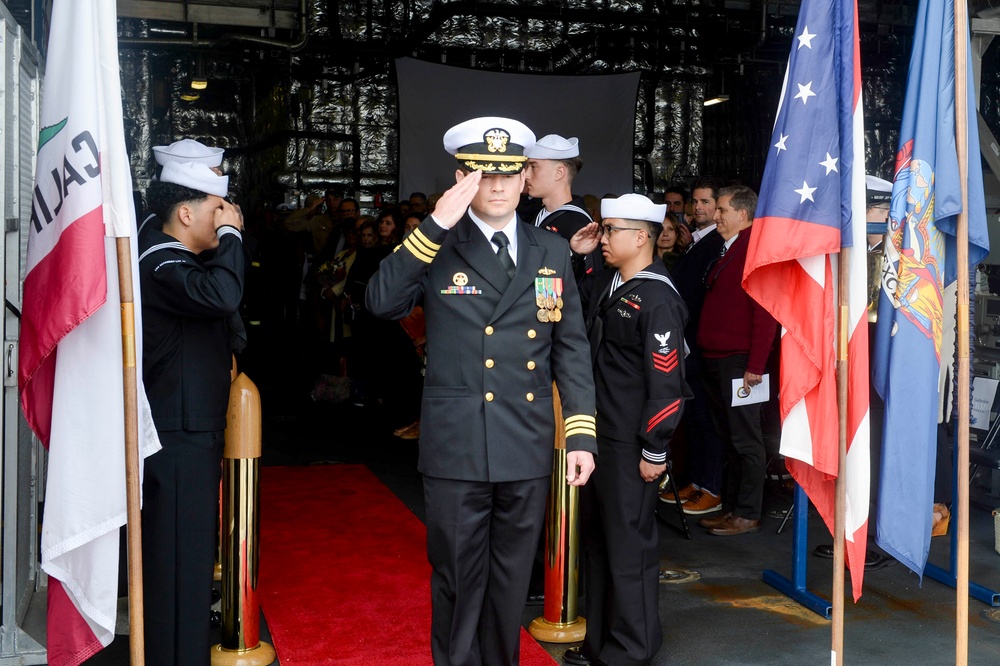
[211,588,222,604]
[210,610,222,628]
[526,591,545,606]
[814,545,894,570]
[563,647,592,666]
[698,511,733,529]
[865,550,895,571]
[707,515,761,536]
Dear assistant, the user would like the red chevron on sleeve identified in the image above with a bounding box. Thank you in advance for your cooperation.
[647,399,681,432]
[652,349,678,374]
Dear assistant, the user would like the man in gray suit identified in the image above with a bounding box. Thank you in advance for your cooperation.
[367,117,597,666]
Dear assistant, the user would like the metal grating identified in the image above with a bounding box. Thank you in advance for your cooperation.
[117,0,301,30]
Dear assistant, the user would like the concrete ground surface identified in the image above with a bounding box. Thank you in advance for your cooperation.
[74,387,1000,665]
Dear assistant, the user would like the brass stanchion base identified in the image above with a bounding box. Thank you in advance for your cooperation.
[210,642,277,666]
[528,615,586,643]
[214,562,222,582]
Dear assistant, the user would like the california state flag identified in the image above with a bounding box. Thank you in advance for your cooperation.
[18,2,160,665]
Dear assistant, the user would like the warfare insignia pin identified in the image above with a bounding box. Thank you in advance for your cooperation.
[538,267,556,276]
[453,272,469,286]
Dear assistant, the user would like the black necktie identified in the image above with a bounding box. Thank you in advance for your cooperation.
[720,244,728,258]
[492,232,516,280]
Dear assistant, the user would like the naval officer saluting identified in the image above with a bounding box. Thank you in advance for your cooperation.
[367,117,598,665]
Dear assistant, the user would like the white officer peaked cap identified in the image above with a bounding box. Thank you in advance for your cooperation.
[866,175,892,193]
[524,134,580,160]
[153,139,225,167]
[443,116,536,174]
[160,161,230,198]
[601,193,667,224]
[866,174,892,205]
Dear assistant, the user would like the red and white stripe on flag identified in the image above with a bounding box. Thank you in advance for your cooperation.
[17,2,160,665]
[742,0,870,601]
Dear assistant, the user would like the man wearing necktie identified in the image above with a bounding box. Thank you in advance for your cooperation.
[367,117,597,666]
[696,186,779,536]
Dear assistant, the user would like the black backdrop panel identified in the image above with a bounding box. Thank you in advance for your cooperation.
[396,58,639,200]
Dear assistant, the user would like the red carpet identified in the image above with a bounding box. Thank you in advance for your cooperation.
[259,465,558,665]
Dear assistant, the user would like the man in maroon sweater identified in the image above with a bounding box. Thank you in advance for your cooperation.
[695,185,778,536]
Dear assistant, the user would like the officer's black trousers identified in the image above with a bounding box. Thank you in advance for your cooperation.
[423,475,549,666]
[141,430,224,666]
[581,437,663,666]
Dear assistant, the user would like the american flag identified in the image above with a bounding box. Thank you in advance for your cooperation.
[742,0,870,601]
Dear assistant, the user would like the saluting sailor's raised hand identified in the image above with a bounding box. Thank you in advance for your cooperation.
[570,221,602,255]
[430,169,483,229]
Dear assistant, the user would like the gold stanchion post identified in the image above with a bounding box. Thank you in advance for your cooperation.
[529,383,587,643]
[211,373,276,666]
[215,358,239,584]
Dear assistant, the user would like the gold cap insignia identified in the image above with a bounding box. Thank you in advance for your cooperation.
[538,267,556,276]
[484,129,510,153]
[453,272,469,286]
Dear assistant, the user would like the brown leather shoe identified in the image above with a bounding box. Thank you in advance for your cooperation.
[698,511,733,529]
[708,515,761,536]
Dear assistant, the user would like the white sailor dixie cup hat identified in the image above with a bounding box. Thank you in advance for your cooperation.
[443,117,536,174]
[601,193,667,224]
[153,138,225,167]
[159,161,230,198]
[524,134,580,160]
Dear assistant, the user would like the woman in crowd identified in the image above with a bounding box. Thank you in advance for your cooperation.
[656,212,687,271]
[377,208,402,248]
[402,213,423,238]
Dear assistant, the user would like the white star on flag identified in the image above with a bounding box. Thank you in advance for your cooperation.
[820,152,839,174]
[794,82,816,105]
[797,26,816,49]
[794,181,817,203]
[774,133,789,153]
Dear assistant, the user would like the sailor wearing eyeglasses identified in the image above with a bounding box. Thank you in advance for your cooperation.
[567,194,691,666]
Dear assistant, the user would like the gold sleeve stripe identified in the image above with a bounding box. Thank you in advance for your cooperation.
[565,425,597,438]
[565,414,597,439]
[403,237,435,264]
[411,228,441,251]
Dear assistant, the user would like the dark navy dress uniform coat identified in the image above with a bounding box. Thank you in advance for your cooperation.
[138,225,244,666]
[367,213,598,479]
[580,260,690,666]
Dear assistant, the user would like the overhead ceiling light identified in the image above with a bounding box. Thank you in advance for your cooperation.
[704,95,730,107]
[180,92,200,101]
[190,77,208,90]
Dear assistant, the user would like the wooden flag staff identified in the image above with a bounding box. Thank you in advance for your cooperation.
[953,0,971,662]
[831,248,851,666]
[116,237,145,666]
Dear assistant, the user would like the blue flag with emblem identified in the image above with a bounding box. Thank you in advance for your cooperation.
[872,0,990,578]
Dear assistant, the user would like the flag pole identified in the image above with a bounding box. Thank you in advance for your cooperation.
[952,0,971,662]
[831,247,850,666]
[116,237,146,666]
